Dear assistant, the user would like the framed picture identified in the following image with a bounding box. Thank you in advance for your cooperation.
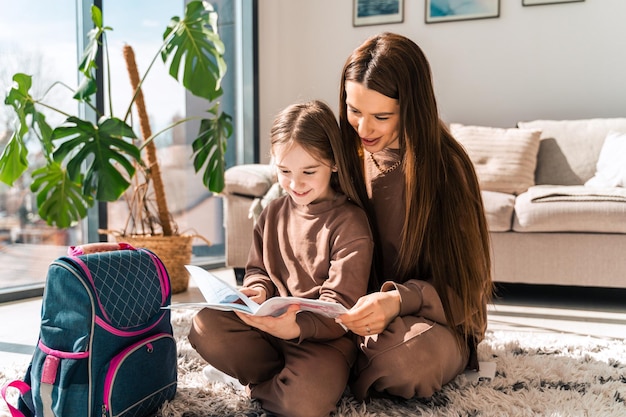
[425,0,500,24]
[522,0,584,6]
[353,0,404,27]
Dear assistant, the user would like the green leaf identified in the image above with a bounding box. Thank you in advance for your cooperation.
[77,27,102,77]
[0,73,55,184]
[73,75,97,101]
[191,105,232,193]
[4,73,34,139]
[76,5,112,100]
[30,162,93,228]
[91,4,103,28]
[0,132,28,186]
[161,0,227,101]
[51,116,140,201]
[5,74,54,153]
[34,112,54,157]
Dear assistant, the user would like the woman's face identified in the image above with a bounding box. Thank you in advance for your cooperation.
[345,81,401,153]
[274,143,336,206]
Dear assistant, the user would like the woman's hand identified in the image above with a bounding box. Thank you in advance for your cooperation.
[335,290,401,336]
[235,304,301,340]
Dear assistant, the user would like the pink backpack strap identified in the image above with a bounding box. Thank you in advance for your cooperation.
[1,380,29,417]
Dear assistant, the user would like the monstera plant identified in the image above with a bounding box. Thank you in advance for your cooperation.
[0,0,232,234]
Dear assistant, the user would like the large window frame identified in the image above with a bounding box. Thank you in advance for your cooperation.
[0,0,257,302]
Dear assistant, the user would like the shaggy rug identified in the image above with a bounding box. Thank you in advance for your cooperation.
[1,310,625,417]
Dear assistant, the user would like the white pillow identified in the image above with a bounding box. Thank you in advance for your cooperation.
[450,124,542,195]
[585,131,626,188]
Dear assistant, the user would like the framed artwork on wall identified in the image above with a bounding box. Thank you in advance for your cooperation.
[523,0,584,6]
[353,0,404,27]
[425,0,500,24]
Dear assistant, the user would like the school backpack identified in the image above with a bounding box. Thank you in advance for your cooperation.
[1,242,177,417]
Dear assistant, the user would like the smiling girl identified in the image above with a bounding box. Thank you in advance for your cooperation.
[189,100,375,417]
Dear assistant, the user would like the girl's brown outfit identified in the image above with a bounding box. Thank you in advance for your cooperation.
[351,148,487,400]
[188,194,373,417]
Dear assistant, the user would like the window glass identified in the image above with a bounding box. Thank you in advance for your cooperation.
[0,0,242,297]
[103,1,233,261]
[0,0,80,293]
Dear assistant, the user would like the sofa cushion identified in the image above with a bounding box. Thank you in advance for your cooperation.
[584,131,626,188]
[450,124,541,195]
[517,118,626,185]
[223,164,276,197]
[481,191,515,232]
[513,185,626,233]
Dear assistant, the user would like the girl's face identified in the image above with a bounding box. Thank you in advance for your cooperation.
[274,143,336,206]
[345,81,401,153]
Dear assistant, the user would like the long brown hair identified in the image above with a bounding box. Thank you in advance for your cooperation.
[270,100,372,211]
[271,100,381,289]
[338,32,492,352]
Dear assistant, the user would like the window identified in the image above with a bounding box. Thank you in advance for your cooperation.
[0,0,80,300]
[0,0,256,301]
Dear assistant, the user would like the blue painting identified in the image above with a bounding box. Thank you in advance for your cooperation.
[426,0,500,23]
[354,0,404,26]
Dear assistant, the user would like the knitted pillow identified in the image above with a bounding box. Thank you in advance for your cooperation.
[450,124,541,195]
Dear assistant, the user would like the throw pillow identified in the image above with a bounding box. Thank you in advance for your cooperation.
[450,124,542,195]
[585,131,626,188]
[223,164,277,197]
[517,118,626,185]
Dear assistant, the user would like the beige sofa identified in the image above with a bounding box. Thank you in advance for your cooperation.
[222,118,626,288]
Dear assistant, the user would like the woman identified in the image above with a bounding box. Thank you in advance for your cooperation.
[335,32,493,400]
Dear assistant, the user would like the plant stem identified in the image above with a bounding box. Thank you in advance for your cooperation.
[34,101,73,119]
[37,81,100,118]
[139,116,200,150]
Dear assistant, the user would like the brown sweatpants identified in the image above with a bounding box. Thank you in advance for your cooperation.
[351,315,468,400]
[188,308,355,417]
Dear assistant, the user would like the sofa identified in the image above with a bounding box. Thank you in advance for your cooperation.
[221,118,626,288]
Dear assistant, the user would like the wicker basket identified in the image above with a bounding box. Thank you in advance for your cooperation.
[116,234,194,294]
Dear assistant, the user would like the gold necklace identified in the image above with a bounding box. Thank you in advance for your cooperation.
[369,152,401,174]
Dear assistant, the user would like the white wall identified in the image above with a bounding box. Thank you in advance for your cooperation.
[256,0,626,162]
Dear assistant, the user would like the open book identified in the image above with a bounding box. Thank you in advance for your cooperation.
[167,265,349,318]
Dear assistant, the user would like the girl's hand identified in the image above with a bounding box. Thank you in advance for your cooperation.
[239,286,268,304]
[335,290,401,336]
[235,304,301,340]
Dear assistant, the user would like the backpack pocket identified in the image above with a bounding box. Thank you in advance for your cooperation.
[102,333,177,417]
[25,341,91,416]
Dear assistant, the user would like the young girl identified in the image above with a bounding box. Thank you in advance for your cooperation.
[188,100,375,417]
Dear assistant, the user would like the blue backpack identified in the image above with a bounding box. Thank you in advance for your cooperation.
[1,243,177,417]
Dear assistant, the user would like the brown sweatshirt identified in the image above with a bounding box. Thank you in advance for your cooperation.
[366,148,487,368]
[244,193,373,344]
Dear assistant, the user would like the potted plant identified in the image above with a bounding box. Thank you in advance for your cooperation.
[0,1,232,292]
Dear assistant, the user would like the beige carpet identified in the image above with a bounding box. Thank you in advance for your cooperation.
[2,310,625,417]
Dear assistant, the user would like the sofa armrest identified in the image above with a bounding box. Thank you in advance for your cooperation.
[223,164,276,198]
[222,164,275,270]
